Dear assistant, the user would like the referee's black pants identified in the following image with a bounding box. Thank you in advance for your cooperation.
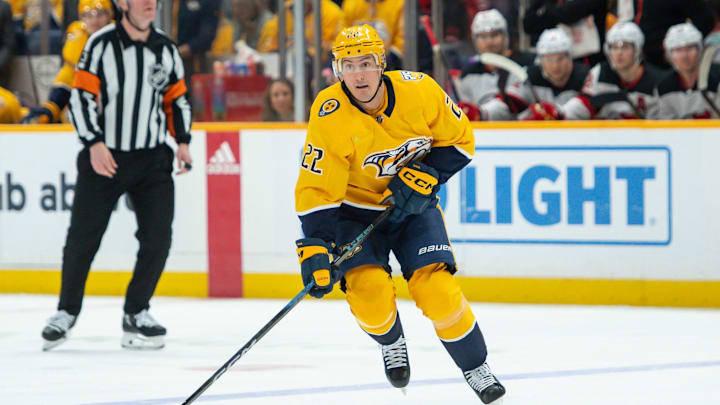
[58,145,175,316]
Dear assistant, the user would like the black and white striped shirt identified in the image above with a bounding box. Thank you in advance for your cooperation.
[70,22,192,151]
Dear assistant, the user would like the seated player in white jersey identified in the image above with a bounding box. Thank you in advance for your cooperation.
[480,28,589,121]
[456,9,535,120]
[563,22,665,120]
[655,22,720,119]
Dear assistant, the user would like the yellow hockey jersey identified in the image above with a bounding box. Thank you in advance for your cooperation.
[54,21,90,89]
[295,70,474,240]
[342,0,404,56]
[257,0,344,60]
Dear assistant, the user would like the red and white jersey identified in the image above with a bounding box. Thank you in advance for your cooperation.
[563,62,665,120]
[481,63,589,120]
[655,64,720,119]
[457,51,535,106]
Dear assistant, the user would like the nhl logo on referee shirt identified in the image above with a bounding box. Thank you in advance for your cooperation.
[148,63,169,90]
[207,141,241,174]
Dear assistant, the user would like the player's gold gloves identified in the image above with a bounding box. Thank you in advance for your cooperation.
[296,238,337,298]
[381,161,439,223]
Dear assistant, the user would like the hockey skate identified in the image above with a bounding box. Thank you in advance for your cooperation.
[41,310,77,351]
[464,362,506,404]
[121,309,166,350]
[380,336,410,392]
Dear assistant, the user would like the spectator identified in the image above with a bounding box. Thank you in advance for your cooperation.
[523,0,609,66]
[655,23,720,119]
[257,0,344,63]
[457,9,535,120]
[0,0,14,87]
[212,0,272,54]
[175,0,222,88]
[261,77,307,121]
[22,0,65,54]
[481,28,589,120]
[20,0,112,123]
[0,86,23,123]
[342,0,404,58]
[563,21,665,119]
[634,0,714,70]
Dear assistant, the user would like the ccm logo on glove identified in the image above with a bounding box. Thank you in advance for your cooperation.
[400,168,437,195]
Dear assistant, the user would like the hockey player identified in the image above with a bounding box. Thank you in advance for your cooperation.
[563,22,665,120]
[20,0,112,123]
[294,25,505,404]
[457,9,535,120]
[481,28,589,120]
[655,23,720,119]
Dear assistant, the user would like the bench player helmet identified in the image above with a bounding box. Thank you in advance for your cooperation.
[332,24,386,77]
[536,28,572,56]
[471,9,507,37]
[78,0,112,15]
[604,21,645,66]
[663,22,703,54]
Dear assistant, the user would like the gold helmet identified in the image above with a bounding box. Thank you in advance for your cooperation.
[78,0,112,16]
[332,24,386,77]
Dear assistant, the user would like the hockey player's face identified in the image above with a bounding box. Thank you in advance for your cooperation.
[540,53,572,86]
[608,42,636,71]
[670,45,700,73]
[474,31,505,54]
[341,55,382,101]
[81,8,111,34]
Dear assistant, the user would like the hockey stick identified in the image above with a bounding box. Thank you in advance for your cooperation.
[181,207,393,405]
[589,92,644,118]
[26,55,40,105]
[698,45,720,118]
[419,15,461,101]
[479,52,541,104]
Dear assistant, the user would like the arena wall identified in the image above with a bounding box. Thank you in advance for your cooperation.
[1,121,719,307]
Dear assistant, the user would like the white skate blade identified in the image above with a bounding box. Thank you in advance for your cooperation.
[486,397,504,405]
[42,336,68,351]
[400,387,407,395]
[121,332,165,350]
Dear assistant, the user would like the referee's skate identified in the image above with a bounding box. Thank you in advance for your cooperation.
[121,309,166,350]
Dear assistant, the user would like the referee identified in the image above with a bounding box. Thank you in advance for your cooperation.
[41,0,193,351]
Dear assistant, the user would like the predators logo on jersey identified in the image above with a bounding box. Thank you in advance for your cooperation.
[362,137,433,177]
[318,99,340,117]
[400,71,424,81]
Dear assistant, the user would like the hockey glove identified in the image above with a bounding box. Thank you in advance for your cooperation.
[381,161,439,224]
[20,106,53,124]
[457,101,483,121]
[525,101,564,121]
[296,238,337,298]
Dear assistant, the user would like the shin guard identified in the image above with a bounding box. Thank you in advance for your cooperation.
[345,265,402,344]
[409,263,487,370]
